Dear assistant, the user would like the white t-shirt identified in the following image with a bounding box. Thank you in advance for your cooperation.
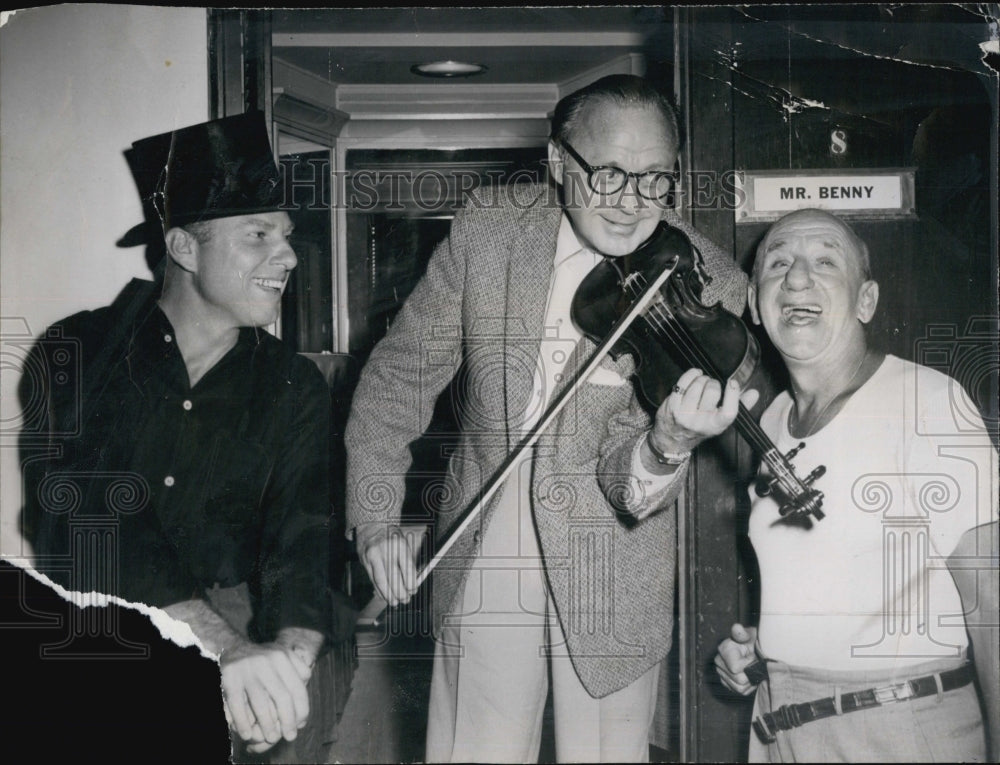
[750,354,998,671]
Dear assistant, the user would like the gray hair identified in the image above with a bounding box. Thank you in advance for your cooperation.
[550,74,680,150]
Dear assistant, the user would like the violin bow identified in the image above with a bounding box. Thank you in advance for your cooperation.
[357,257,681,628]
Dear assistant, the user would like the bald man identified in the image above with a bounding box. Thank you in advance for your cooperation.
[715,209,998,762]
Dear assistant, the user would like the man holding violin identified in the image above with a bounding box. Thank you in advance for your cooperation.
[346,74,748,762]
[715,209,999,762]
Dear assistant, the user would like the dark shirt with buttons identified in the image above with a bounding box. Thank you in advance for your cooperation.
[19,279,332,643]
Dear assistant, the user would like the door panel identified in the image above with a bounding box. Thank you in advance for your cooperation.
[678,6,997,761]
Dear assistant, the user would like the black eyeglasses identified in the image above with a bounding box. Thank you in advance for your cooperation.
[559,140,678,200]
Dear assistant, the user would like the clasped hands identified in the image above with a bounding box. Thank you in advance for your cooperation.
[221,629,320,754]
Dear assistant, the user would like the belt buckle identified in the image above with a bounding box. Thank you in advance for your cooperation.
[753,717,777,744]
[874,681,914,704]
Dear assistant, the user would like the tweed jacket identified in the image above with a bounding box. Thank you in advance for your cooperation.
[345,183,747,697]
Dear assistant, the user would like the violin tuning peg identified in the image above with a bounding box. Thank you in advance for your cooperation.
[804,465,826,486]
[754,477,774,498]
[784,442,806,461]
[803,491,825,522]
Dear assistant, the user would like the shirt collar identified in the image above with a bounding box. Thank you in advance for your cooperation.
[123,285,258,389]
[554,214,601,270]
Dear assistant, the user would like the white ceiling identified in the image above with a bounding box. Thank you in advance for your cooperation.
[271,8,670,87]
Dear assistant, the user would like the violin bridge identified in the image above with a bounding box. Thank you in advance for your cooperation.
[623,271,645,292]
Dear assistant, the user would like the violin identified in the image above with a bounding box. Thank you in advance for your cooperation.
[357,221,825,628]
[571,222,826,524]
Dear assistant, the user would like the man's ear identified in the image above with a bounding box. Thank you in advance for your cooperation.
[164,227,198,273]
[856,280,879,324]
[547,140,564,186]
[747,282,761,325]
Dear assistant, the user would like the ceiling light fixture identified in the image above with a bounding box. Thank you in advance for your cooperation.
[411,60,488,78]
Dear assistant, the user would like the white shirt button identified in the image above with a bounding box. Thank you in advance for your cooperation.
[182,400,193,411]
[164,334,172,343]
[163,476,175,487]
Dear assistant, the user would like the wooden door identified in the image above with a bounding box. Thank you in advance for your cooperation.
[675,6,998,761]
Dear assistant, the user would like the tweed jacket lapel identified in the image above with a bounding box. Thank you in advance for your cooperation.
[502,196,562,445]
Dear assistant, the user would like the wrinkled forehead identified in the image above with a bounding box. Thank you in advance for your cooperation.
[763,212,860,256]
[573,101,675,147]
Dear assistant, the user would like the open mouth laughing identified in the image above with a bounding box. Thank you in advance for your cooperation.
[781,303,822,324]
[251,276,287,294]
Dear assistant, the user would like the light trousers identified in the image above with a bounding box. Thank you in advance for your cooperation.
[425,462,659,763]
[749,655,987,762]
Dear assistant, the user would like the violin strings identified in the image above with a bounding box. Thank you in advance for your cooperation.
[624,274,811,498]
[625,274,777,456]
[647,302,775,455]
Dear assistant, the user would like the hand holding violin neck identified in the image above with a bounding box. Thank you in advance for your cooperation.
[572,221,826,524]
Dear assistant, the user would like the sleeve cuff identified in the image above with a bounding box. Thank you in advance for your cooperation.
[633,431,689,487]
[611,433,689,521]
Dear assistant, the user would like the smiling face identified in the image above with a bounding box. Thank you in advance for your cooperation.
[183,211,298,330]
[548,102,677,257]
[749,210,878,365]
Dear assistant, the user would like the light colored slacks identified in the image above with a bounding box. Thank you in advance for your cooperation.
[425,459,659,763]
[749,656,987,762]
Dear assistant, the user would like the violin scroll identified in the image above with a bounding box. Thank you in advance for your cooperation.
[754,442,826,523]
[571,222,829,526]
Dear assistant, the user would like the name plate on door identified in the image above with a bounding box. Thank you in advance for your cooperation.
[734,168,916,222]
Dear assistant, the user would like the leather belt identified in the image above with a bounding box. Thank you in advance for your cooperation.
[753,663,974,744]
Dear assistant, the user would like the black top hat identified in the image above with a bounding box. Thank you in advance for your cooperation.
[117,111,285,248]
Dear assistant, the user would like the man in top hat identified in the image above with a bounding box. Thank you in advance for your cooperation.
[19,111,334,761]
[714,209,998,762]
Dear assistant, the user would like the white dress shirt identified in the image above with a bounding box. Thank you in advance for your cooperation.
[510,214,673,534]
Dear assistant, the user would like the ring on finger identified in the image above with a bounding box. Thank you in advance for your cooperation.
[672,384,685,395]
